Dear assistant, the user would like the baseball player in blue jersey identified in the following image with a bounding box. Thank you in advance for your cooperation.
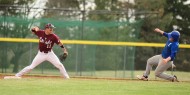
[137,28,180,82]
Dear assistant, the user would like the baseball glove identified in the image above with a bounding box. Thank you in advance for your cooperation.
[59,53,68,62]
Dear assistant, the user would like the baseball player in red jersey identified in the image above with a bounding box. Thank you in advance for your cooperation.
[5,23,69,79]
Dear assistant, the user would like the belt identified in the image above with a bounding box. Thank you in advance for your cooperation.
[40,50,51,53]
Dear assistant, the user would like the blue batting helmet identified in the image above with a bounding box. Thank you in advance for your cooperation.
[171,31,180,42]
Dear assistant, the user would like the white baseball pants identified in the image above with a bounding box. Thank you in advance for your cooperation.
[15,51,69,79]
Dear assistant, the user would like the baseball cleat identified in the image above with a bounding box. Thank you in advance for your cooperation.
[64,76,70,79]
[172,75,179,82]
[4,76,22,79]
[137,75,148,81]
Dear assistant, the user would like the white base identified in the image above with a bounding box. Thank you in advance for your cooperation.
[136,75,148,81]
[136,75,142,79]
[4,76,21,79]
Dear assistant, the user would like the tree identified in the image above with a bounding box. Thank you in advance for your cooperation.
[87,0,138,71]
[165,0,190,36]
[0,0,34,72]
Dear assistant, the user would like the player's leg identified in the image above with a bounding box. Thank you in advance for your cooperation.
[137,55,161,80]
[15,51,46,77]
[143,55,161,77]
[47,51,69,79]
[154,59,177,81]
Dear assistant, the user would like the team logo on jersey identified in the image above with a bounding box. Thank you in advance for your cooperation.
[39,37,52,48]
[45,40,52,48]
[39,37,44,43]
[168,43,172,47]
[45,40,52,45]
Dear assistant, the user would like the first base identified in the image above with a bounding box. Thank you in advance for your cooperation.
[4,76,21,79]
[136,75,148,81]
[136,75,142,80]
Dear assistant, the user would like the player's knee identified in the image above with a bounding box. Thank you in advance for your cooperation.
[56,64,63,69]
[155,72,161,77]
[147,58,152,64]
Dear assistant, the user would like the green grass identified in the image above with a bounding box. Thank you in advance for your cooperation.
[3,69,190,81]
[0,78,190,95]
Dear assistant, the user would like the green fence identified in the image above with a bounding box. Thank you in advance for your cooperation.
[0,8,143,78]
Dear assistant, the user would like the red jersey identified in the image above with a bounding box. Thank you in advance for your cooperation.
[34,30,61,52]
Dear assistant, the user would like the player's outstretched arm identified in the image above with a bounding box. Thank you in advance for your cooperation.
[154,28,164,35]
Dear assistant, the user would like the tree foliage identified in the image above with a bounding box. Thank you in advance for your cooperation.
[164,0,190,71]
[0,0,34,72]
[165,0,190,42]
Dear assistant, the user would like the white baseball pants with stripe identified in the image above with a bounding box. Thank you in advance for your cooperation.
[15,51,69,79]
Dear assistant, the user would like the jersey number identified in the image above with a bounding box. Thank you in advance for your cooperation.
[47,44,51,48]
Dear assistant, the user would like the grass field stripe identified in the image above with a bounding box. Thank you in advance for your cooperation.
[0,37,190,48]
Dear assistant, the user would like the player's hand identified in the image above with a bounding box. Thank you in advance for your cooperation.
[162,57,171,64]
[154,28,161,33]
[59,53,68,62]
[31,26,39,32]
[162,59,168,64]
[154,28,164,35]
[63,48,68,56]
[59,48,68,62]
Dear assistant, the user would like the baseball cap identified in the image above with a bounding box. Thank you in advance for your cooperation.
[45,23,56,29]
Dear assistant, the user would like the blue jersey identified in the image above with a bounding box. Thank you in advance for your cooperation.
[162,32,179,61]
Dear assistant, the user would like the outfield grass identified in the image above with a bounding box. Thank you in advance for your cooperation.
[0,78,190,95]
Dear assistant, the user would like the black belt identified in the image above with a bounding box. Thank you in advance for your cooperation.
[40,50,51,53]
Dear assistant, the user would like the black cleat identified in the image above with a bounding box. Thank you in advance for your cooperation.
[172,75,179,82]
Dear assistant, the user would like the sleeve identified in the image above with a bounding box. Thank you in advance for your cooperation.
[170,44,179,61]
[54,35,61,45]
[163,32,169,38]
[33,30,42,36]
[170,53,176,61]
